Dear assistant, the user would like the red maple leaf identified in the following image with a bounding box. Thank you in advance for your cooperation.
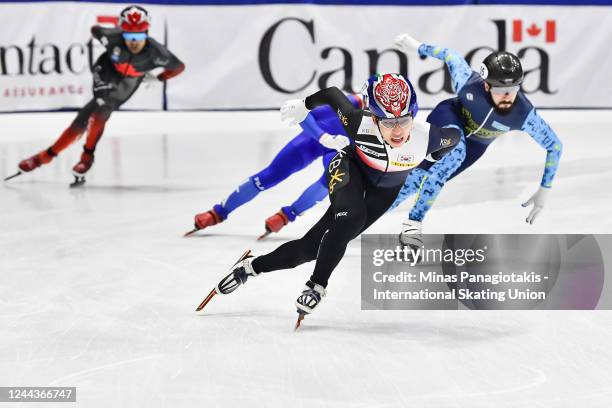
[527,23,541,37]
[113,63,143,77]
[127,11,142,25]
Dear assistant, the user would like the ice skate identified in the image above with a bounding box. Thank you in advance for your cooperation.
[257,209,290,240]
[6,150,54,181]
[70,151,94,188]
[195,250,258,312]
[185,208,223,237]
[294,280,326,330]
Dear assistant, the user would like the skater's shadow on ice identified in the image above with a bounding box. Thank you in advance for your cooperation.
[79,184,206,194]
[3,179,67,187]
[256,235,300,243]
[301,321,523,343]
[196,311,281,319]
[184,232,269,240]
[4,180,205,194]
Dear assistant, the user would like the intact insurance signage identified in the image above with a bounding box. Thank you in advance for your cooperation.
[0,2,165,111]
[1,3,611,111]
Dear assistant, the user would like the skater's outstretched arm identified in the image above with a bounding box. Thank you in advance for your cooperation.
[304,87,363,136]
[300,113,349,151]
[144,38,185,80]
[521,109,563,189]
[392,122,465,220]
[395,34,473,93]
[91,25,122,46]
[281,87,362,136]
[407,134,466,222]
[300,114,327,140]
[300,94,361,140]
[156,60,185,81]
[418,44,473,93]
[519,109,563,224]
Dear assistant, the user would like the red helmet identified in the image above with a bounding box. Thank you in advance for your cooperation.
[119,5,151,33]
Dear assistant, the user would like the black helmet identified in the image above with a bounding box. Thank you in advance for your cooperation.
[480,51,524,87]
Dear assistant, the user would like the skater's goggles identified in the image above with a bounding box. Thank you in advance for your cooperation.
[122,32,148,42]
[490,85,520,95]
[378,115,413,129]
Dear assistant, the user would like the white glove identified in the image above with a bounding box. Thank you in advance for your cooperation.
[319,133,350,151]
[394,33,423,54]
[280,99,309,126]
[142,72,160,88]
[521,187,550,224]
[399,218,423,249]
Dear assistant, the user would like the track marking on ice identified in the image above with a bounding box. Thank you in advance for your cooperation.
[402,365,547,402]
[48,355,162,386]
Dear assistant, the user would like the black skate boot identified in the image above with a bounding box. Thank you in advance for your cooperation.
[294,280,327,330]
[216,253,259,295]
[195,250,259,312]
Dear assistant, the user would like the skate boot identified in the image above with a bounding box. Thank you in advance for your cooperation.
[216,253,258,295]
[20,149,54,172]
[258,209,290,240]
[195,209,223,230]
[294,280,326,330]
[70,149,94,188]
[195,250,256,312]
[6,149,54,181]
[185,208,223,237]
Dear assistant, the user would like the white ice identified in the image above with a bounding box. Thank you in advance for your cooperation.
[1,110,611,407]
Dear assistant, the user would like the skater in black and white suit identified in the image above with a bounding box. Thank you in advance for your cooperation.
[198,74,461,328]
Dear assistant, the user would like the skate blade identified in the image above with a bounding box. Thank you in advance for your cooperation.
[256,230,271,241]
[196,289,217,312]
[70,176,86,188]
[237,249,252,263]
[195,250,251,312]
[183,227,199,237]
[294,312,306,331]
[3,171,22,182]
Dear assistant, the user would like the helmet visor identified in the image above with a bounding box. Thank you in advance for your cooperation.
[379,116,413,129]
[122,32,148,42]
[490,85,520,95]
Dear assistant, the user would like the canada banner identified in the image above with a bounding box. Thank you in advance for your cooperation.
[0,2,611,111]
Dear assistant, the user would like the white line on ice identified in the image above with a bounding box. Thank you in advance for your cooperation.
[47,354,162,386]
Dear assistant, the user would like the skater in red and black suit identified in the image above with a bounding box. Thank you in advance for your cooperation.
[7,5,184,186]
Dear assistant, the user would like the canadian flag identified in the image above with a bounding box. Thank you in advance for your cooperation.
[512,19,556,43]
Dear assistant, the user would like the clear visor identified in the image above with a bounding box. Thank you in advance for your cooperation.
[490,85,520,95]
[379,116,413,129]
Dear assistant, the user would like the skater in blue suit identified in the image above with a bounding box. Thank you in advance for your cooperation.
[393,33,563,247]
[185,94,363,238]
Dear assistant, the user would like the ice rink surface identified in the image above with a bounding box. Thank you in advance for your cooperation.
[1,110,612,407]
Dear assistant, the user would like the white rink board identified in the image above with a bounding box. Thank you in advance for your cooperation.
[1,110,612,407]
[1,2,612,110]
